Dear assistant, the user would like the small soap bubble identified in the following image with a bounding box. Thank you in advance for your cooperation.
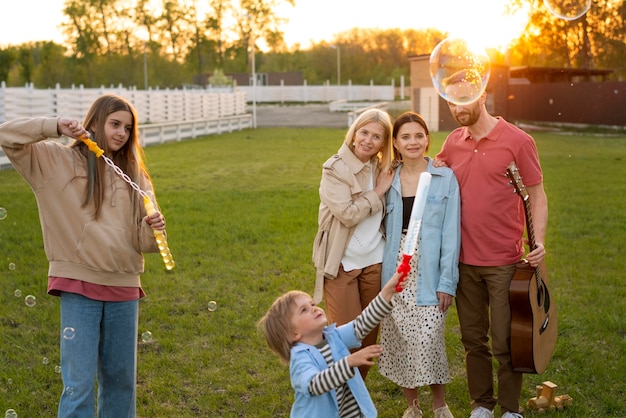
[14,289,22,297]
[141,331,153,343]
[207,301,218,312]
[4,409,18,418]
[8,263,16,271]
[63,327,76,340]
[64,387,75,395]
[0,207,7,220]
[42,357,49,365]
[544,0,591,20]
[24,295,36,307]
[55,365,62,373]
[429,37,490,106]
[7,378,13,385]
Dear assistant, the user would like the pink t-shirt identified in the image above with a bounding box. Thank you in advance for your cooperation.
[48,277,144,301]
[436,117,543,266]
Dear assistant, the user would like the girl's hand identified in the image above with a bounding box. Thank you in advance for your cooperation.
[57,118,88,139]
[145,211,166,231]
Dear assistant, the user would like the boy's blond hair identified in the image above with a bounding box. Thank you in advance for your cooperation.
[258,290,310,364]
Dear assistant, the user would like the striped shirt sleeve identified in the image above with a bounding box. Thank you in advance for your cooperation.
[308,348,354,395]
[353,293,392,340]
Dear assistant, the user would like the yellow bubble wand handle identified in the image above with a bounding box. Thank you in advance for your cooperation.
[79,133,104,158]
[143,195,176,271]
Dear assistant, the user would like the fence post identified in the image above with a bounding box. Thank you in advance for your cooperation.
[0,81,5,122]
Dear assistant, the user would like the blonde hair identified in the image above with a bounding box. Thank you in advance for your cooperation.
[258,290,310,364]
[343,108,394,171]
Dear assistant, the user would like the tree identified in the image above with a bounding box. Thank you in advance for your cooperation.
[509,0,626,77]
[33,42,69,88]
[0,47,16,84]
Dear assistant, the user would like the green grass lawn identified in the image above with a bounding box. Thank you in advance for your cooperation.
[1,127,625,417]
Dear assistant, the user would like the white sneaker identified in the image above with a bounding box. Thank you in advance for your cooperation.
[502,413,523,418]
[469,406,494,418]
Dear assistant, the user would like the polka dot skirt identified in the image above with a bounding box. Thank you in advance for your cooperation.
[378,235,451,388]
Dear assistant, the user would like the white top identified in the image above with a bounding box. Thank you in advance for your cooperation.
[341,163,385,270]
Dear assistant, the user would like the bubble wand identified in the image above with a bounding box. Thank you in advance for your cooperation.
[78,134,175,270]
[396,171,431,292]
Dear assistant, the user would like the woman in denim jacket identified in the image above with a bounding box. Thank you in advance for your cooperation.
[378,112,461,418]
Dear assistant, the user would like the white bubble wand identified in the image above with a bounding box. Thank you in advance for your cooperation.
[396,171,431,292]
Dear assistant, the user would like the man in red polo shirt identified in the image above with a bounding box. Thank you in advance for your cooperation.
[436,88,548,418]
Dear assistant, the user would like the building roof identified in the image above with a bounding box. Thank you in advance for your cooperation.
[509,66,613,83]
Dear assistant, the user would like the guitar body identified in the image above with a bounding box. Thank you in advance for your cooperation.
[509,259,558,374]
[506,162,558,374]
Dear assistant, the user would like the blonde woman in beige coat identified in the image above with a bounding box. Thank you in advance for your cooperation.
[312,108,395,379]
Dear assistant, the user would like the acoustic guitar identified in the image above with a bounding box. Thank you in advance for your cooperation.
[506,162,558,374]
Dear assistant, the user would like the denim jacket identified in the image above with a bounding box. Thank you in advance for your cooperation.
[381,158,461,305]
[289,323,377,418]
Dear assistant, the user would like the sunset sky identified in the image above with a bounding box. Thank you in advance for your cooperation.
[1,0,532,51]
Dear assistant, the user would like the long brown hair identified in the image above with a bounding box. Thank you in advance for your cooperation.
[70,94,150,218]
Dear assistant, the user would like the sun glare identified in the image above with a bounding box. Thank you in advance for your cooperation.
[448,2,531,52]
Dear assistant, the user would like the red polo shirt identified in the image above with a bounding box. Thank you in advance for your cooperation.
[436,117,543,266]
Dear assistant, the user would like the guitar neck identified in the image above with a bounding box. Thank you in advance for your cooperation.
[522,195,537,251]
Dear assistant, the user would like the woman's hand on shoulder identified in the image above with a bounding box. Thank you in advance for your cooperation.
[375,169,394,197]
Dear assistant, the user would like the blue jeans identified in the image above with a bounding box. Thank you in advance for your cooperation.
[58,292,138,418]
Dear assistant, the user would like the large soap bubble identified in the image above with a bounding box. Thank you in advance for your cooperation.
[544,0,591,21]
[429,38,491,106]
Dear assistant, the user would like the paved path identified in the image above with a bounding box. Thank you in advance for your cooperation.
[253,101,412,129]
[254,104,347,128]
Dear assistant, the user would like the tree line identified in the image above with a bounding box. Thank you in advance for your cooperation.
[1,0,624,90]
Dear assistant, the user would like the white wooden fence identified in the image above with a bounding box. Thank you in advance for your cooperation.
[237,80,395,103]
[0,83,247,124]
[0,83,251,169]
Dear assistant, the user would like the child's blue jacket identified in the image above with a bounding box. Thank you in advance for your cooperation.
[289,322,377,417]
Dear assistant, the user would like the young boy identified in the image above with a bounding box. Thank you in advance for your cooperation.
[259,272,405,417]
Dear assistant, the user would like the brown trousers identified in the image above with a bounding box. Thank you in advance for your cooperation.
[323,263,382,379]
[456,263,523,414]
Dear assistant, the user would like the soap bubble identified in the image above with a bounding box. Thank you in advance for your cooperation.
[24,295,36,307]
[207,301,218,312]
[55,365,62,373]
[429,37,491,106]
[8,263,16,271]
[141,331,153,343]
[544,0,591,21]
[14,289,22,297]
[4,409,18,418]
[42,357,49,365]
[63,327,76,340]
[0,207,7,220]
